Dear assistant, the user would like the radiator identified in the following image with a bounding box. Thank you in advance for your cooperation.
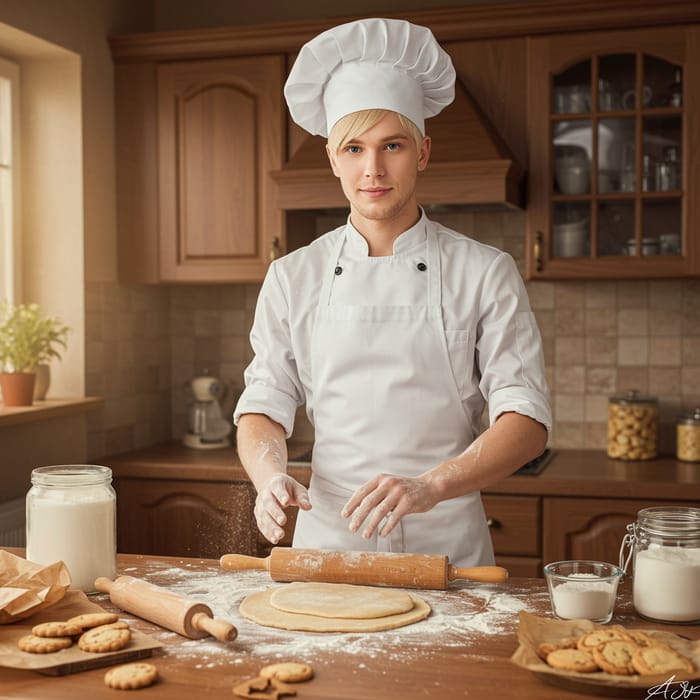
[0,497,26,547]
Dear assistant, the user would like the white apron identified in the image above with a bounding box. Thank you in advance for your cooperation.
[293,224,495,567]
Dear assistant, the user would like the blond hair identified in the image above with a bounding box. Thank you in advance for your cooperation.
[328,109,424,154]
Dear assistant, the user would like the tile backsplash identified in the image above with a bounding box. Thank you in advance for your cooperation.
[87,209,700,459]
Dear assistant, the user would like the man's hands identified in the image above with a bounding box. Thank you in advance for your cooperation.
[254,473,312,544]
[340,414,548,541]
[341,473,439,540]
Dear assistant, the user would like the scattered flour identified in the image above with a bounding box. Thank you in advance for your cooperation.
[130,561,550,667]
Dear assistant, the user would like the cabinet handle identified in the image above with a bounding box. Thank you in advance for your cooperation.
[486,517,501,530]
[534,231,543,272]
[270,236,282,261]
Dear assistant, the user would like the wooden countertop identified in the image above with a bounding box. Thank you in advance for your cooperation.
[105,441,700,501]
[2,549,697,699]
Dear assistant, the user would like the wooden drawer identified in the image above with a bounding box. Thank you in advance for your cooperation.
[482,495,540,557]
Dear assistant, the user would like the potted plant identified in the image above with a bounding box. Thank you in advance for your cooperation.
[0,301,70,406]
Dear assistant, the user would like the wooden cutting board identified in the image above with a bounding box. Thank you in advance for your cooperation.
[0,589,162,675]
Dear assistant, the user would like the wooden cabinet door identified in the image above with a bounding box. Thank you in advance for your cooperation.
[542,497,698,565]
[542,497,645,565]
[157,56,284,282]
[526,25,700,280]
[116,478,259,558]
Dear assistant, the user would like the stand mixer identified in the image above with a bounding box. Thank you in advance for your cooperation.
[183,375,232,450]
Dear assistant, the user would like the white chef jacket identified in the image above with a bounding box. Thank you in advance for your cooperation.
[234,211,551,481]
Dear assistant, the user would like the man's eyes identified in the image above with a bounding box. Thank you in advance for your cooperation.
[344,142,402,154]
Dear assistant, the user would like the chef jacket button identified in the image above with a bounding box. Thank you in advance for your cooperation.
[416,262,427,271]
[334,266,343,275]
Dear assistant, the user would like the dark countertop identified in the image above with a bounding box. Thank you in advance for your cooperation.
[105,441,700,501]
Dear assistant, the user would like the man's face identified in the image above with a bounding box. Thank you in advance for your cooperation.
[326,113,430,227]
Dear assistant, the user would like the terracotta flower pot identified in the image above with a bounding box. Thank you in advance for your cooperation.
[0,372,36,407]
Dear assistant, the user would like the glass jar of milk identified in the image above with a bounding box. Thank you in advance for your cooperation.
[26,465,116,593]
[620,506,700,623]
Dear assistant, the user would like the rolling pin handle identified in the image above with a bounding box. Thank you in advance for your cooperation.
[219,553,270,572]
[447,565,509,584]
[190,612,238,642]
[94,576,114,593]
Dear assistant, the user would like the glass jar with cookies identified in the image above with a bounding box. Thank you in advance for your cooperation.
[676,408,700,462]
[607,390,658,460]
[26,465,116,593]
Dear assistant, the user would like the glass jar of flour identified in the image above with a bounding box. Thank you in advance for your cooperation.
[26,465,116,593]
[620,506,700,623]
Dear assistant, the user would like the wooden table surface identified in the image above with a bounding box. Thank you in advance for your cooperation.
[2,550,698,699]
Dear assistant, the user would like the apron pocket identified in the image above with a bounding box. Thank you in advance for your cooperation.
[445,329,472,396]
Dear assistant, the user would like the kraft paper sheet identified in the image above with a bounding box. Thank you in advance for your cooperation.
[0,549,70,624]
[511,611,700,697]
[0,588,162,675]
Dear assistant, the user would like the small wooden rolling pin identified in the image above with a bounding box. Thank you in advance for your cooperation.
[94,575,237,642]
[219,548,507,590]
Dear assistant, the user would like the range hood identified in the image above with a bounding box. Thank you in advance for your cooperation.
[272,77,524,211]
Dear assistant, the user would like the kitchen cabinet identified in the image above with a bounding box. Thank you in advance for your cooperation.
[486,493,700,578]
[113,477,544,573]
[108,444,700,575]
[542,496,700,564]
[115,55,285,283]
[526,25,700,279]
[482,495,542,578]
[115,477,260,558]
[111,3,700,283]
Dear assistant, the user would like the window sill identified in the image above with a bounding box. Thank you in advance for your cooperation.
[0,397,103,427]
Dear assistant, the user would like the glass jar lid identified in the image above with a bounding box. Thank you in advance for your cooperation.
[678,408,700,425]
[610,389,658,406]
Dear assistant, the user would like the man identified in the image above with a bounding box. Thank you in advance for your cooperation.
[234,17,551,566]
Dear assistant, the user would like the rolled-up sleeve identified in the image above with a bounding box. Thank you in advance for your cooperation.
[233,261,305,437]
[477,253,552,431]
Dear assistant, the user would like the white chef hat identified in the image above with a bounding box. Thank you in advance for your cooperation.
[284,18,455,137]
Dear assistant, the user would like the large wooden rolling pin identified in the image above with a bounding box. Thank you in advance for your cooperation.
[94,575,237,642]
[220,548,507,590]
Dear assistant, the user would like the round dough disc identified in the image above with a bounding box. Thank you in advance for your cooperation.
[270,582,415,619]
[240,585,431,633]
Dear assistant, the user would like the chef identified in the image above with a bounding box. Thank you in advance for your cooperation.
[234,17,551,567]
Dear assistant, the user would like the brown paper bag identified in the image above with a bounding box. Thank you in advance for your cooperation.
[0,550,71,624]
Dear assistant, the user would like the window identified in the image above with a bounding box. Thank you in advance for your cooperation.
[0,57,19,304]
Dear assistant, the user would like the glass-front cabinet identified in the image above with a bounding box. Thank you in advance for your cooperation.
[526,26,700,279]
